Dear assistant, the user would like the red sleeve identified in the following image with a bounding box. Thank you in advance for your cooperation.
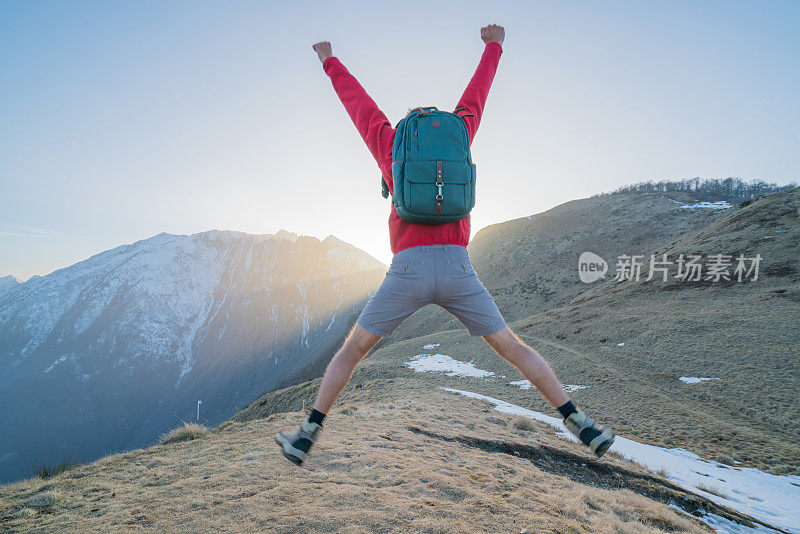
[454,42,503,144]
[322,56,395,168]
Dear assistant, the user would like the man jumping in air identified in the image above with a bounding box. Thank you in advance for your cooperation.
[276,24,615,465]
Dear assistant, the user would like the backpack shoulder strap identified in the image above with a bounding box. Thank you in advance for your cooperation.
[380,114,414,199]
[381,176,390,198]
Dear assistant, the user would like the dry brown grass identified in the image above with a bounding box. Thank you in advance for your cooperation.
[512,415,537,432]
[158,422,209,445]
[2,382,758,533]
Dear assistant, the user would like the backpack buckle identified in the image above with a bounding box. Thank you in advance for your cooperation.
[436,161,443,196]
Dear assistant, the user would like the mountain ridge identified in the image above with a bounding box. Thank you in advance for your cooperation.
[0,229,386,484]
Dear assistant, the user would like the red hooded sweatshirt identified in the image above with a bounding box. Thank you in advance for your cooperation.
[322,42,503,256]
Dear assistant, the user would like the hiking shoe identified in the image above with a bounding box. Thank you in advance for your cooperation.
[564,409,615,458]
[275,414,322,465]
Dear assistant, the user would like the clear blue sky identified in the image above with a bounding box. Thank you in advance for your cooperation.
[1,0,798,281]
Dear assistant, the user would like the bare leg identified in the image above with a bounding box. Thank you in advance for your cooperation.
[483,326,569,409]
[312,323,382,414]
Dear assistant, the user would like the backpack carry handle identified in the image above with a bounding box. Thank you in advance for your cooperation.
[413,106,438,116]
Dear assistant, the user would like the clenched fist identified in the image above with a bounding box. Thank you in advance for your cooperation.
[481,24,505,46]
[312,41,332,63]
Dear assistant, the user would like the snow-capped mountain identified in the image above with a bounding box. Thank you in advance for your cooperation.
[0,230,386,483]
[0,276,19,297]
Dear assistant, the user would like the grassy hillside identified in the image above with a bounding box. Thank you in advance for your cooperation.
[1,370,766,533]
[375,188,800,473]
[387,190,731,342]
[512,187,800,472]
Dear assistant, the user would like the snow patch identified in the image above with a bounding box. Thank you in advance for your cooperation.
[669,198,733,210]
[509,379,589,392]
[325,295,343,332]
[44,354,73,373]
[668,503,781,533]
[422,343,440,350]
[509,379,532,389]
[295,281,312,348]
[442,387,799,534]
[564,384,589,392]
[405,354,494,378]
[679,377,720,384]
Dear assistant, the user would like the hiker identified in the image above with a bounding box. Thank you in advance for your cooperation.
[276,25,615,465]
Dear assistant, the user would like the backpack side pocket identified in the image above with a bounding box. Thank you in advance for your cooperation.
[469,164,476,210]
[391,161,405,207]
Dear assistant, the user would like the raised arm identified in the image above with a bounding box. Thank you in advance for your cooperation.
[313,41,395,167]
[454,24,505,144]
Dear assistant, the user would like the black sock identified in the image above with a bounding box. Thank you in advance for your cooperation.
[557,400,577,419]
[308,408,326,426]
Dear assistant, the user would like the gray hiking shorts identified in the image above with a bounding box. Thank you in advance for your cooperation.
[356,244,507,338]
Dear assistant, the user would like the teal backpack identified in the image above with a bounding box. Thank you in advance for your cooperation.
[381,106,476,224]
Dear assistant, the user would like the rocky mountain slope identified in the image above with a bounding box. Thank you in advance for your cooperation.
[0,230,386,484]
